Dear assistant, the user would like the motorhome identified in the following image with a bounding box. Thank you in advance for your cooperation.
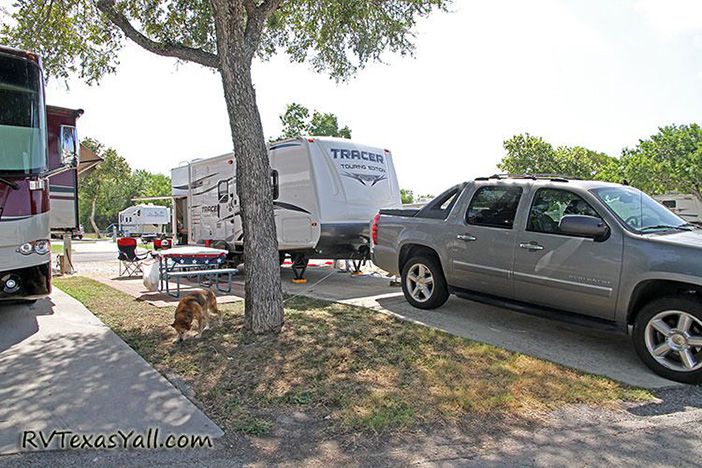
[119,204,171,238]
[171,136,402,268]
[0,46,78,301]
[655,193,702,226]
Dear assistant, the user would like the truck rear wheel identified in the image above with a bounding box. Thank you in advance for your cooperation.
[401,254,449,309]
[633,296,702,384]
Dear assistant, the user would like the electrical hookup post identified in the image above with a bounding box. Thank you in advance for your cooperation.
[60,233,74,275]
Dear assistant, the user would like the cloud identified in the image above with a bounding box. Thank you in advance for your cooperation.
[635,0,702,36]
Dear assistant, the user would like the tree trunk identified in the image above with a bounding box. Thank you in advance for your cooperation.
[90,195,101,239]
[215,20,284,333]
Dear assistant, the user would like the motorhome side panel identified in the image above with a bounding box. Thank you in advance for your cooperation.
[47,106,82,233]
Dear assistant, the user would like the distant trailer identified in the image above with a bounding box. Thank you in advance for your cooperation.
[655,193,702,225]
[47,105,83,237]
[119,204,171,238]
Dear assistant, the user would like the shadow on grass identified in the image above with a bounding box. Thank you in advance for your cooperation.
[53,276,657,465]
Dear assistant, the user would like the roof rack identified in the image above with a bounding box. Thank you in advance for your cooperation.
[474,173,581,183]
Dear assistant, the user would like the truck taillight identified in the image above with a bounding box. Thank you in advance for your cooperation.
[371,213,381,245]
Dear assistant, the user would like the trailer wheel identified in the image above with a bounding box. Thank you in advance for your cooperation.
[401,254,449,309]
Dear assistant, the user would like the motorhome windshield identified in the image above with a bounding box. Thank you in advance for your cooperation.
[593,186,691,233]
[0,52,47,175]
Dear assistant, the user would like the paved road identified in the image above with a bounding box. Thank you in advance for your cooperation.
[0,289,222,455]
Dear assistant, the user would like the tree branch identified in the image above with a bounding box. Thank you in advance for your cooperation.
[96,0,219,69]
[243,0,285,59]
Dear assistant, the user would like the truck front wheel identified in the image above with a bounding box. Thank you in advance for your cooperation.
[401,254,449,309]
[633,296,702,384]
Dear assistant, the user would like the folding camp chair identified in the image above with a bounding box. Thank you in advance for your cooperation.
[117,237,149,276]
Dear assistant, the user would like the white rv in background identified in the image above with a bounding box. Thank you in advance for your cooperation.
[171,136,402,265]
[119,204,171,237]
[655,193,702,225]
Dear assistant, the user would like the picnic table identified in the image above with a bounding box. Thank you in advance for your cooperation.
[155,246,238,297]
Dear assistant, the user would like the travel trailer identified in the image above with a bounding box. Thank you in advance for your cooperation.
[655,193,702,226]
[171,137,403,271]
[119,204,171,238]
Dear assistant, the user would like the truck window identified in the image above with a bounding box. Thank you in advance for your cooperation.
[416,185,463,219]
[466,186,522,229]
[661,200,676,209]
[527,188,600,234]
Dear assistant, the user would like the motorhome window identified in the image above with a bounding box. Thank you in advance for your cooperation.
[0,53,47,174]
[466,186,522,229]
[662,200,676,209]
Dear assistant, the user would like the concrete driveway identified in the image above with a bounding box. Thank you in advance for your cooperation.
[281,267,682,389]
[0,289,222,455]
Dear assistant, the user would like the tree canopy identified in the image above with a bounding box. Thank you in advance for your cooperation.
[619,124,702,201]
[498,128,702,204]
[79,138,171,234]
[498,133,617,180]
[1,0,450,82]
[275,102,352,140]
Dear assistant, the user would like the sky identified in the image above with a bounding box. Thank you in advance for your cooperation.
[36,0,702,195]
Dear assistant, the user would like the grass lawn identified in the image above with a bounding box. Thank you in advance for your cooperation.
[54,276,652,436]
[50,243,64,254]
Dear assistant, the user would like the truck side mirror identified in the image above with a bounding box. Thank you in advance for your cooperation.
[59,125,79,167]
[559,215,610,242]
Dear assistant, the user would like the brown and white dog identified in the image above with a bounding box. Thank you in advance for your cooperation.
[171,289,222,342]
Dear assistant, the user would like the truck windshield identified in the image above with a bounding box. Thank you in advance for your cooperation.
[592,186,691,233]
[0,52,47,175]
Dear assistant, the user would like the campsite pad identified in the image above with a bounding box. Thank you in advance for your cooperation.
[94,261,394,308]
[95,276,245,308]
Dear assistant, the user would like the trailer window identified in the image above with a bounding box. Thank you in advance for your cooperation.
[218,180,229,203]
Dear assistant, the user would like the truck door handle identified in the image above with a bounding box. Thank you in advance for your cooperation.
[520,242,544,251]
[457,234,477,242]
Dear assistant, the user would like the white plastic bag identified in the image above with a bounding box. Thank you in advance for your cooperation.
[142,262,160,292]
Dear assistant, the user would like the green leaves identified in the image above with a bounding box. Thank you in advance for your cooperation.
[2,0,450,84]
[1,0,122,84]
[262,0,450,80]
[498,133,615,180]
[499,128,702,205]
[79,138,171,230]
[274,102,352,141]
[620,124,702,200]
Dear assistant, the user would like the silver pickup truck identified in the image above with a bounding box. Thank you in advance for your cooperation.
[371,175,702,383]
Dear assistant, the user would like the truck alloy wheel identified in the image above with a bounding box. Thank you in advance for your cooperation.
[634,296,702,384]
[400,254,449,310]
[406,263,434,303]
[644,310,702,372]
